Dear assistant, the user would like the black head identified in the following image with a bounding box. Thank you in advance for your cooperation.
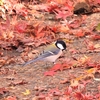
[55,40,67,50]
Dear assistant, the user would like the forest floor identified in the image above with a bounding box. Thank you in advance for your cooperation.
[0,3,100,100]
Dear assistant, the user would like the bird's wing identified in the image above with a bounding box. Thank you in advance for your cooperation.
[22,48,60,66]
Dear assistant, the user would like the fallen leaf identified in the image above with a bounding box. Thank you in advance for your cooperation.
[64,86,72,95]
[75,31,85,37]
[14,21,27,33]
[75,75,84,81]
[22,89,30,96]
[50,63,62,71]
[85,68,97,74]
[44,70,56,76]
[78,55,91,65]
[59,25,69,33]
[55,9,73,20]
[84,68,97,79]
[74,92,84,100]
[90,34,100,40]
[85,40,95,50]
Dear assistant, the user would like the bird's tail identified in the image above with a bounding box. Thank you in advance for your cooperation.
[22,57,42,66]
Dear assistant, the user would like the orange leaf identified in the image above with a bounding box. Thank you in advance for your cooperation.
[75,31,85,37]
[75,75,84,81]
[85,68,97,74]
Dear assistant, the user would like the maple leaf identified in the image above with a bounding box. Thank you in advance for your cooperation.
[54,2,73,20]
[44,70,56,76]
[22,89,30,96]
[78,55,91,65]
[50,63,62,71]
[85,68,97,77]
[75,92,93,100]
[59,25,69,33]
[54,9,73,20]
[74,92,84,100]
[90,34,100,40]
[64,86,72,96]
[34,3,58,12]
[74,30,85,37]
[85,40,96,50]
[83,93,93,100]
[14,21,27,33]
[46,2,58,12]
[13,3,28,16]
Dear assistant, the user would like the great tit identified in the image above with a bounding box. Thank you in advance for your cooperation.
[23,40,66,66]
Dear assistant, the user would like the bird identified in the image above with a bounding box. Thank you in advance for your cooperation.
[22,40,67,66]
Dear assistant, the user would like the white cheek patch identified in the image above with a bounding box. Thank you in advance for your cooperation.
[57,43,64,50]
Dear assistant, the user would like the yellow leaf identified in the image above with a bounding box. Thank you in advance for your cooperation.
[86,68,97,74]
[22,89,30,96]
[84,68,97,79]
[79,55,90,64]
[75,75,84,81]
[63,38,73,43]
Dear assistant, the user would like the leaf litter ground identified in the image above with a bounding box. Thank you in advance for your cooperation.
[0,12,100,100]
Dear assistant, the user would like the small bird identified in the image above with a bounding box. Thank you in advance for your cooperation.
[23,40,66,66]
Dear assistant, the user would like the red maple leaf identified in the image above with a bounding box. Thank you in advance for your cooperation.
[90,34,100,40]
[50,63,62,71]
[64,86,72,96]
[75,31,85,37]
[44,70,56,76]
[14,21,27,33]
[55,9,73,20]
[44,64,62,76]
